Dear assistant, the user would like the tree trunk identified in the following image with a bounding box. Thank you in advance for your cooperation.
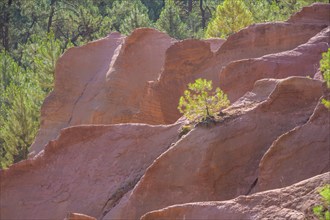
[188,0,193,13]
[2,0,12,51]
[47,0,56,33]
[199,0,206,30]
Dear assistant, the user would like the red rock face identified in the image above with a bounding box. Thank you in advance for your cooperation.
[137,4,329,125]
[256,100,330,192]
[220,27,330,102]
[105,77,324,219]
[1,3,330,220]
[30,28,176,156]
[1,124,180,219]
[141,172,330,220]
[30,4,329,156]
[30,32,125,155]
[288,3,330,25]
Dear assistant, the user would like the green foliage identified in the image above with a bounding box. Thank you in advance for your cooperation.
[0,52,21,91]
[321,49,330,88]
[205,0,254,38]
[244,0,329,23]
[22,32,63,92]
[119,1,152,35]
[243,0,283,23]
[108,0,151,35]
[313,184,330,220]
[0,82,42,168]
[141,0,165,21]
[156,0,188,39]
[0,32,65,169]
[178,78,230,123]
[205,0,327,39]
[275,0,329,21]
[48,0,111,45]
[0,54,44,169]
[320,49,330,109]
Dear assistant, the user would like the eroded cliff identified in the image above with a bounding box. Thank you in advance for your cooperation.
[1,3,329,220]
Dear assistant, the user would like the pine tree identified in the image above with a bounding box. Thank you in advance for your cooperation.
[119,0,152,35]
[141,0,165,21]
[205,0,253,38]
[156,0,188,39]
[0,55,43,168]
[0,33,64,169]
[321,49,330,109]
[0,81,41,168]
[21,32,64,93]
[178,78,230,123]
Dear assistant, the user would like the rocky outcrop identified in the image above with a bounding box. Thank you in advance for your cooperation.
[2,3,329,220]
[220,27,330,102]
[102,28,176,124]
[139,40,214,123]
[141,172,330,220]
[138,3,329,124]
[30,29,175,155]
[0,123,180,219]
[30,3,329,155]
[30,32,125,155]
[214,3,329,64]
[288,3,330,25]
[256,100,330,192]
[105,77,324,219]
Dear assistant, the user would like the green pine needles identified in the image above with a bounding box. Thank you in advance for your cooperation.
[313,184,330,220]
[178,78,230,123]
[321,49,330,109]
[205,0,253,38]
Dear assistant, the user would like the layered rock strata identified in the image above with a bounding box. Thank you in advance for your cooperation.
[141,172,330,220]
[105,77,325,219]
[1,124,180,219]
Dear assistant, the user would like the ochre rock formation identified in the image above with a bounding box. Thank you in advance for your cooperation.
[30,29,176,155]
[256,100,330,192]
[1,3,329,220]
[1,124,180,219]
[30,3,329,155]
[105,77,324,219]
[220,27,330,102]
[137,3,330,124]
[30,32,125,155]
[141,172,330,220]
[287,3,330,25]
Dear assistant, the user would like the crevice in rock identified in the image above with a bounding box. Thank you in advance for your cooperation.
[99,175,142,220]
[246,178,258,195]
[67,73,100,125]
